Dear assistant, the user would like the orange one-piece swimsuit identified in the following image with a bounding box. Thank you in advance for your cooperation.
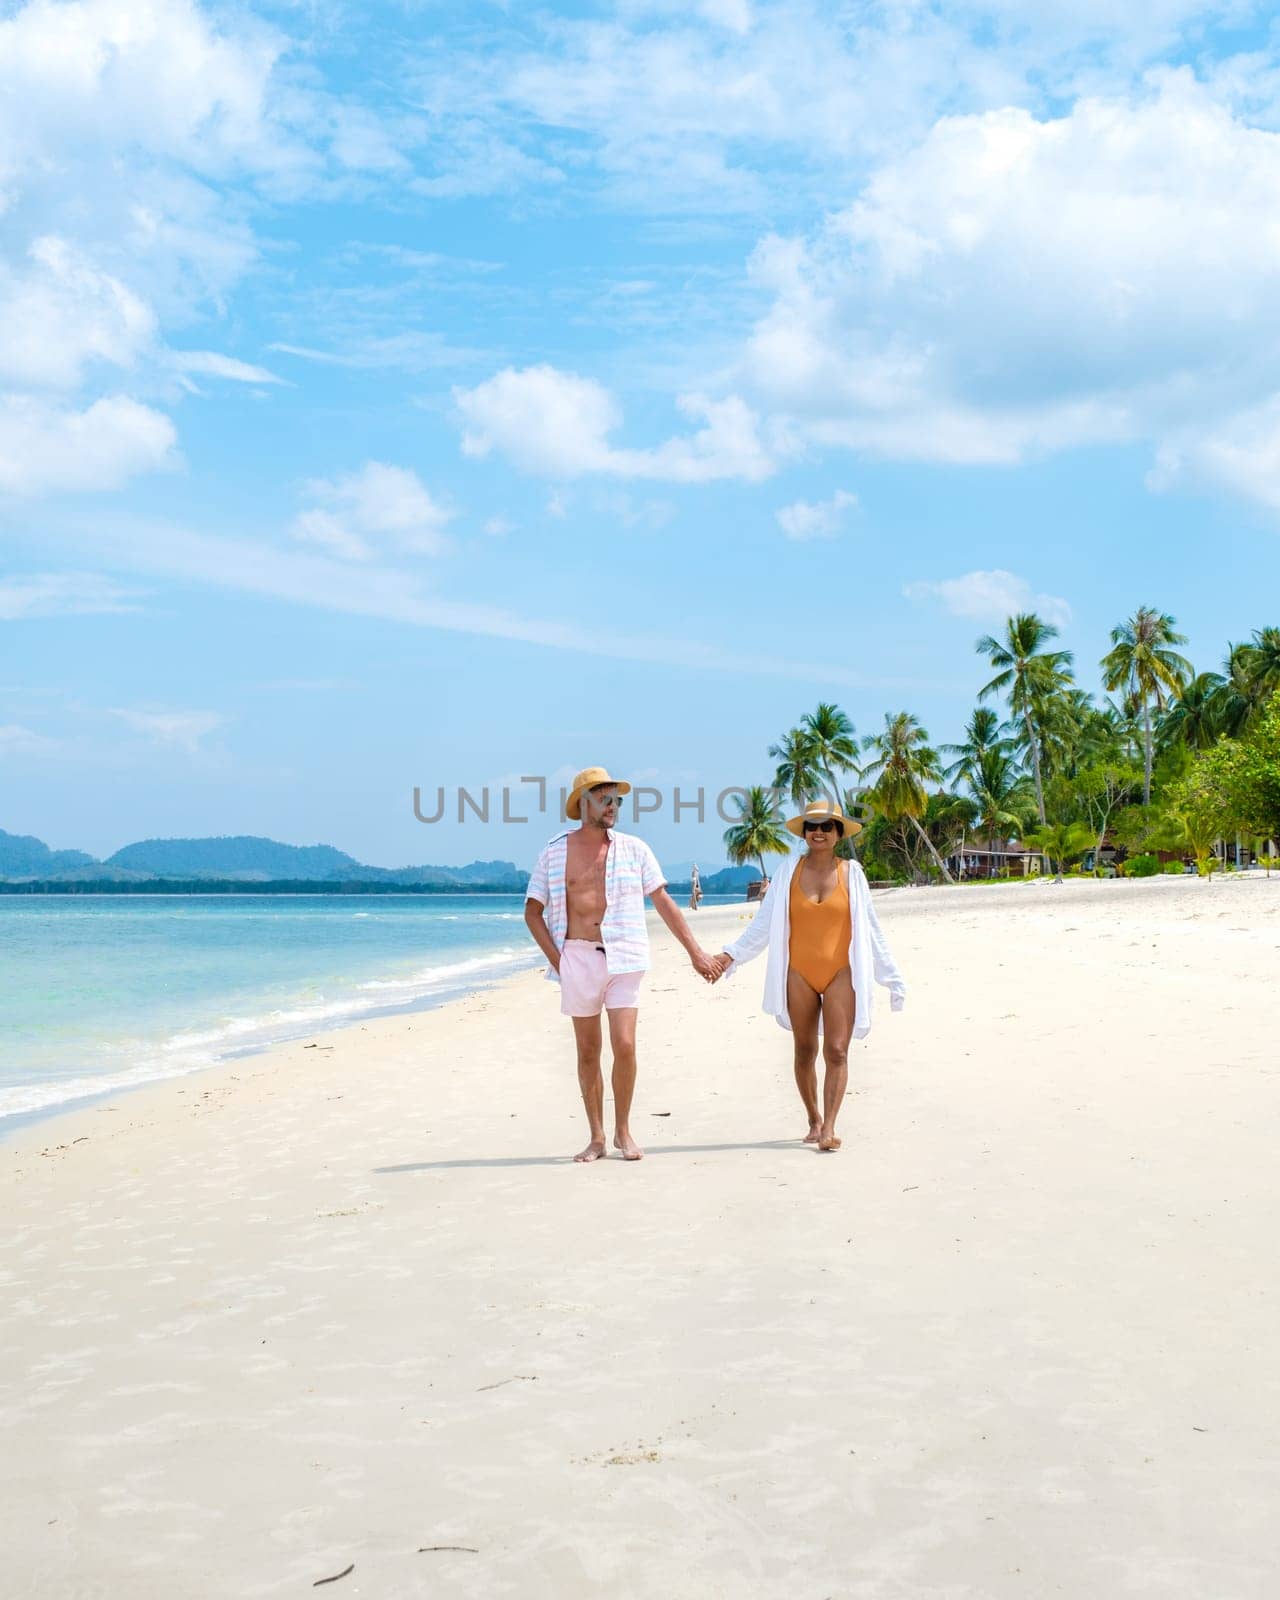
[788,860,852,993]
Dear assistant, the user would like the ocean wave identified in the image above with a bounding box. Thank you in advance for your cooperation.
[0,945,542,1127]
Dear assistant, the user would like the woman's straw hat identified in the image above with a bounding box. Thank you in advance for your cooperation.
[785,797,863,838]
[566,765,632,821]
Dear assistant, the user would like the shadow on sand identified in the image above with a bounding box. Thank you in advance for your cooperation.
[375,1139,803,1173]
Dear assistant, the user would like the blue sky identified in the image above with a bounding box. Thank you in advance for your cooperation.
[4,0,1280,871]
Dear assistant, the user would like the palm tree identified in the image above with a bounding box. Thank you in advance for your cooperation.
[768,726,822,809]
[801,702,859,799]
[722,785,792,884]
[941,707,1014,788]
[860,711,955,882]
[1211,640,1268,738]
[1248,626,1280,701]
[921,790,979,872]
[1101,693,1145,766]
[1025,820,1094,884]
[1100,607,1192,805]
[1159,671,1224,753]
[968,747,1037,878]
[976,612,1075,825]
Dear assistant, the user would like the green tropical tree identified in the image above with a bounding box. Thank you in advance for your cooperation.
[800,702,860,799]
[722,785,793,883]
[1069,759,1143,875]
[967,747,1037,877]
[976,612,1075,824]
[1158,671,1223,754]
[768,726,822,808]
[941,706,1014,788]
[1025,820,1095,884]
[1100,607,1192,805]
[860,711,956,883]
[1037,687,1093,783]
[1100,693,1146,766]
[921,790,980,875]
[1210,640,1270,739]
[1247,626,1280,701]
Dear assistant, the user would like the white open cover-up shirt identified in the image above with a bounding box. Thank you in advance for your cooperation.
[720,850,906,1038]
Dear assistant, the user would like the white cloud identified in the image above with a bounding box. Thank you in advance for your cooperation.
[740,73,1280,485]
[776,488,858,541]
[0,721,63,754]
[482,515,515,537]
[0,237,156,389]
[171,351,284,385]
[0,570,145,618]
[455,364,773,483]
[42,510,926,690]
[0,395,177,495]
[106,705,227,754]
[903,569,1072,627]
[405,2,1244,217]
[698,0,754,34]
[1147,395,1280,514]
[0,0,414,501]
[290,462,452,561]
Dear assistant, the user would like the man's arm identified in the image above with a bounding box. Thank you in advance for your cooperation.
[648,886,720,981]
[523,897,561,972]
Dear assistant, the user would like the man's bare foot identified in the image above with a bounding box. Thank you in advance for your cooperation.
[574,1138,608,1163]
[817,1132,842,1153]
[803,1121,822,1143]
[612,1130,644,1161]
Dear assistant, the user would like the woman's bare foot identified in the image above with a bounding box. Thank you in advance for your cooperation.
[803,1120,822,1143]
[612,1130,644,1161]
[817,1131,842,1152]
[574,1138,608,1163]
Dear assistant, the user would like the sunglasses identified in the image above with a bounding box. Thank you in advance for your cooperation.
[803,819,838,833]
[590,791,625,807]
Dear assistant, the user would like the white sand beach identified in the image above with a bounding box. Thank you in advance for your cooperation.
[3,875,1278,1599]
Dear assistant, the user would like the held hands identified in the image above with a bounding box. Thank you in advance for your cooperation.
[691,948,733,983]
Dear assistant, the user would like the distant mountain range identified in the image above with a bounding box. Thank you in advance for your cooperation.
[0,828,757,893]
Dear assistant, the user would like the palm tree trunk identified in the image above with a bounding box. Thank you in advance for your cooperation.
[1142,697,1153,805]
[1025,708,1046,823]
[909,815,955,883]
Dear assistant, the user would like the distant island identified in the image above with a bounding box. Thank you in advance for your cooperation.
[0,828,754,896]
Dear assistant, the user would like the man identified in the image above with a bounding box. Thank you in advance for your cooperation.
[524,765,721,1163]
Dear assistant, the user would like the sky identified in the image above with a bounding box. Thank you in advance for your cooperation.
[4,0,1280,872]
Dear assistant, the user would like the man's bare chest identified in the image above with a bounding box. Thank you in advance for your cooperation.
[564,838,609,900]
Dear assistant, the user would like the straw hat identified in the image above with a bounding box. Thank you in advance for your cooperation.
[566,765,632,821]
[785,797,863,838]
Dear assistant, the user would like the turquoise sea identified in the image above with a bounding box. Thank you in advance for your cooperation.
[0,892,738,1132]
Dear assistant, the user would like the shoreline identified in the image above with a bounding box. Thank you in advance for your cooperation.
[4,881,1277,1596]
[0,905,751,1158]
[5,874,1271,1148]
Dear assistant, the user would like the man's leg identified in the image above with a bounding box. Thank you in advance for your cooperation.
[785,967,823,1141]
[815,970,855,1152]
[605,1006,642,1160]
[571,1014,607,1162]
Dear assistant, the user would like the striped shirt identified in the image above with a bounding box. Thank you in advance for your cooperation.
[526,827,667,981]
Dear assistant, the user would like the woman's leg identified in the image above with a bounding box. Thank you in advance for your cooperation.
[785,966,823,1140]
[815,969,855,1151]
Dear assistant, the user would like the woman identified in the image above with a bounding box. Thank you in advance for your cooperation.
[713,799,906,1152]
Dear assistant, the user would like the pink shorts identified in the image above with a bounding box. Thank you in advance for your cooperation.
[558,939,644,1016]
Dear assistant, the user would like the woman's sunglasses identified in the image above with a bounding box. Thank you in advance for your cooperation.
[803,819,838,833]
